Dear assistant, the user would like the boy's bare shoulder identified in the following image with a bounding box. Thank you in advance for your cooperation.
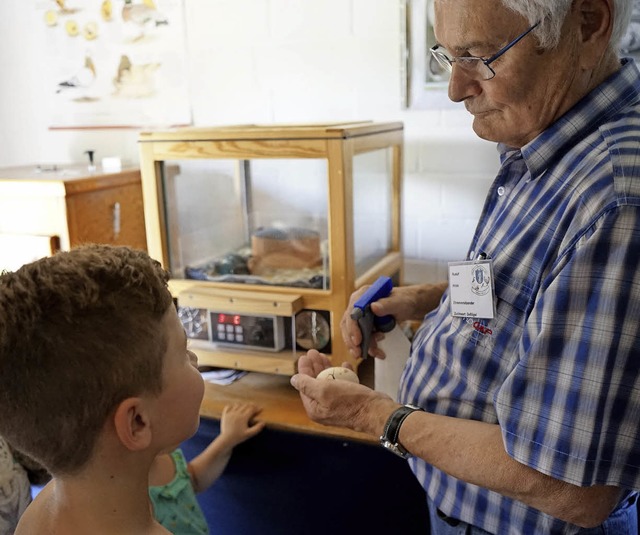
[15,484,61,535]
[16,482,170,535]
[14,483,83,535]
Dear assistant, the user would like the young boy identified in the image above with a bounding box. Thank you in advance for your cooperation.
[149,403,264,534]
[0,245,208,534]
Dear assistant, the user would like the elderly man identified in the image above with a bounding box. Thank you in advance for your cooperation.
[291,0,639,533]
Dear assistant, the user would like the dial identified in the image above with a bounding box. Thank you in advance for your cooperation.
[178,306,209,341]
[295,310,330,351]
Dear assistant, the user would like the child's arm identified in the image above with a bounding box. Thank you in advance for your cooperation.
[187,402,265,493]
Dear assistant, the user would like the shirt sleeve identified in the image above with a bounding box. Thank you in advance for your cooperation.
[495,204,640,489]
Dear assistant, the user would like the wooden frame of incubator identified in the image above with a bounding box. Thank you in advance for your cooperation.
[138,122,403,377]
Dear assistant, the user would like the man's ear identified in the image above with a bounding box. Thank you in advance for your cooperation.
[576,0,614,69]
[113,397,153,451]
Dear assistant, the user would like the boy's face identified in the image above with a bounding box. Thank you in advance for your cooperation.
[152,306,205,449]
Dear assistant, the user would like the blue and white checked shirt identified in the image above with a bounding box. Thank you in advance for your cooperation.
[399,58,640,535]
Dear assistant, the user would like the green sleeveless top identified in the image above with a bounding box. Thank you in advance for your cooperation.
[149,449,209,535]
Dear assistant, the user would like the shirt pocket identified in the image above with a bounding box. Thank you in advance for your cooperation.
[455,273,537,394]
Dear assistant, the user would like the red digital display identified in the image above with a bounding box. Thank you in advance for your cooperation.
[218,313,241,325]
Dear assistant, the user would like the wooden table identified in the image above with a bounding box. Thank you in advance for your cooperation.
[199,370,376,444]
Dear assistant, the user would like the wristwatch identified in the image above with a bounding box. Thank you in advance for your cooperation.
[379,404,424,458]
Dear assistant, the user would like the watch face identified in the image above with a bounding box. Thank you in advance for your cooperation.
[295,310,330,351]
[379,439,410,459]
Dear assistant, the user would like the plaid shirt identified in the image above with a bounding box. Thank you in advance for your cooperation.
[399,58,640,535]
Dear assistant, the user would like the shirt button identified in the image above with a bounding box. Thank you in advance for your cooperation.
[497,186,506,196]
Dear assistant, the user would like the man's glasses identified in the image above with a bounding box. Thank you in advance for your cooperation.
[430,21,540,81]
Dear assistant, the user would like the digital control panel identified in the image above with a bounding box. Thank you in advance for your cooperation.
[211,312,284,351]
[177,306,285,352]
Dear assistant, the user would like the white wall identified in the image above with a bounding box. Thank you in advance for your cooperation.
[0,0,500,283]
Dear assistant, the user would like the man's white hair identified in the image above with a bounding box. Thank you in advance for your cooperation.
[501,0,632,51]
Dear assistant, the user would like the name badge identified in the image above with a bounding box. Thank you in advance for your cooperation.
[448,260,495,319]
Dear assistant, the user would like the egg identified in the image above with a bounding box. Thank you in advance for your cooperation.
[316,366,359,384]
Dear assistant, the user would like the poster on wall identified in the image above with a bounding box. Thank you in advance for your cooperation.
[36,0,192,129]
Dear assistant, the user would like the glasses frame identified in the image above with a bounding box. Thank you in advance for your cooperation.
[430,21,540,81]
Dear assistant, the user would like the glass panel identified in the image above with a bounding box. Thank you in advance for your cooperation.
[352,148,393,277]
[161,158,330,289]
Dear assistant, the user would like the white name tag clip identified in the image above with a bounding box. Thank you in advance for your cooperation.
[448,254,496,320]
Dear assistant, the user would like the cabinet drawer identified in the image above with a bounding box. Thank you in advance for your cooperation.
[65,182,147,250]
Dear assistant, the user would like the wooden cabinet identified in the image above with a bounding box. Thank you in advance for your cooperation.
[0,165,147,271]
[139,122,403,377]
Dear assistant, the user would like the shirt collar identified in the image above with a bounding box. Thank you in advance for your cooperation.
[498,58,640,181]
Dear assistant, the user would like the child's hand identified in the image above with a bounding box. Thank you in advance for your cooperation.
[187,403,265,492]
[219,403,265,447]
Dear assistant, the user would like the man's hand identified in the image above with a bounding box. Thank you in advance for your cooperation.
[340,282,447,359]
[291,350,397,433]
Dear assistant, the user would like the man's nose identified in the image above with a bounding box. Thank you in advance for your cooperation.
[448,64,482,103]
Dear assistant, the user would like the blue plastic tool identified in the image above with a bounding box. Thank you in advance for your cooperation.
[350,275,396,358]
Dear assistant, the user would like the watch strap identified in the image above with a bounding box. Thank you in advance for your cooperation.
[380,404,423,458]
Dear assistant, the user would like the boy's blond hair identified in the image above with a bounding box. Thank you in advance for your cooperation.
[0,245,172,475]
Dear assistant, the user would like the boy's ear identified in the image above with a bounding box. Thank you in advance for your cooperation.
[113,397,153,451]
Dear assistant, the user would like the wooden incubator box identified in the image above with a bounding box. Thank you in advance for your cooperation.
[138,122,403,380]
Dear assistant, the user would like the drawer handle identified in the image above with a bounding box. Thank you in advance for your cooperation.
[112,202,121,240]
